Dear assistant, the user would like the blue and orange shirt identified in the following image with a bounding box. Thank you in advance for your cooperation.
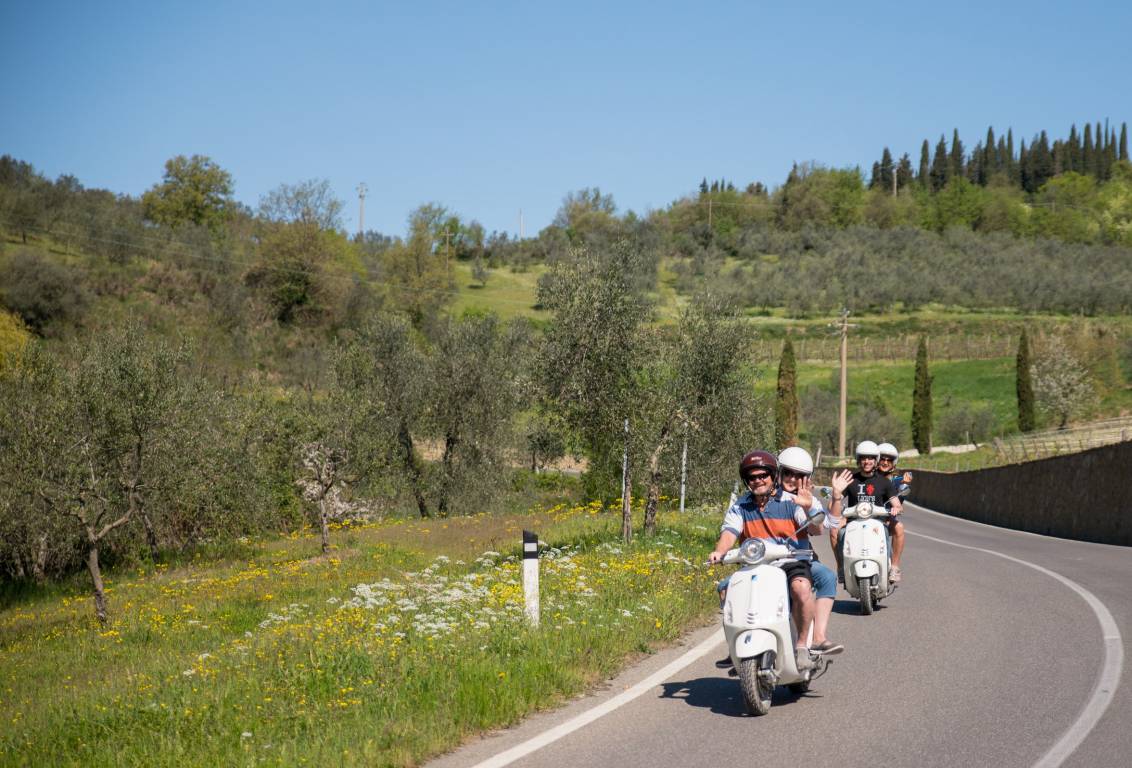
[721,490,810,549]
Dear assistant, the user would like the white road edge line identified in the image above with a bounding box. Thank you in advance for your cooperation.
[468,628,723,768]
[908,528,1123,768]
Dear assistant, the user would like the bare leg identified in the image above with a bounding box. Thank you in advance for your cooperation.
[789,578,816,649]
[831,526,844,580]
[891,520,905,568]
[813,597,833,645]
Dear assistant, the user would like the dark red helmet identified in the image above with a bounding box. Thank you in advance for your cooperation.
[739,450,779,481]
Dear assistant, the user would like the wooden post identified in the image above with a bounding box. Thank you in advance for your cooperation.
[621,419,632,543]
[678,421,688,514]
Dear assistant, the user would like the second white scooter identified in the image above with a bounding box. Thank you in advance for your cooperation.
[840,501,896,615]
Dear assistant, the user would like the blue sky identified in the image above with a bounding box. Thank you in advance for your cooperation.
[2,0,1129,238]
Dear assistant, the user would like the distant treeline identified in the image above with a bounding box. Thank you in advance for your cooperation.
[868,121,1129,194]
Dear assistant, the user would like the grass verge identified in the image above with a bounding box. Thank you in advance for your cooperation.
[0,501,722,767]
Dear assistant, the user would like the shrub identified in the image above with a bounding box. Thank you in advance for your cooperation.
[0,249,88,334]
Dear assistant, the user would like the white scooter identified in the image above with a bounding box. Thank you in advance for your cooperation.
[841,501,896,615]
[715,513,830,716]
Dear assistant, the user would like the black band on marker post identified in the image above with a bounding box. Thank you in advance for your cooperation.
[522,530,538,559]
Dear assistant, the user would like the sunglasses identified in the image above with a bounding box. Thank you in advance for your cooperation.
[878,456,895,463]
[745,472,772,481]
[781,469,809,479]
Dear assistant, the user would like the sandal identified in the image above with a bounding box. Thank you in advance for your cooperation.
[812,640,844,655]
[890,565,902,583]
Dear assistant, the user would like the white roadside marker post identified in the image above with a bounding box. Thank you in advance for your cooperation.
[522,529,539,627]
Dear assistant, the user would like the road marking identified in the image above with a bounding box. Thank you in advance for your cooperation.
[468,628,723,768]
[908,526,1123,768]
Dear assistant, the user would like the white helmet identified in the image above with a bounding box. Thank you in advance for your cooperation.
[777,446,814,476]
[855,440,879,459]
[877,442,898,464]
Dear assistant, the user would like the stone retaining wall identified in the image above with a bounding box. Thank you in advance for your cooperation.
[906,440,1132,546]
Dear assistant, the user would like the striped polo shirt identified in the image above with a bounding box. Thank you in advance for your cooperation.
[721,489,810,548]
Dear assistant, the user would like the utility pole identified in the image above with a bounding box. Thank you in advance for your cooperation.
[892,163,898,197]
[356,182,367,238]
[439,230,454,278]
[832,308,857,460]
[519,209,524,239]
[707,198,713,229]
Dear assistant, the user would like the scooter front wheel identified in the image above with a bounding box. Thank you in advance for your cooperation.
[738,655,773,716]
[858,576,875,615]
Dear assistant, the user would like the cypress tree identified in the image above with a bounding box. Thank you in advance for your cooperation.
[1104,128,1117,180]
[1006,129,1016,184]
[996,136,1007,175]
[1120,123,1129,161]
[919,139,931,186]
[949,128,966,180]
[930,135,950,191]
[1034,131,1054,188]
[1016,329,1036,432]
[905,337,932,457]
[911,337,932,455]
[879,147,894,191]
[774,338,799,450]
[897,153,914,190]
[1083,123,1094,177]
[1019,138,1031,192]
[969,142,984,184]
[1067,124,1080,171]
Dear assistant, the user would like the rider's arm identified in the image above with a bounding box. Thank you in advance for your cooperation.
[708,530,739,564]
[804,496,826,535]
[829,469,852,521]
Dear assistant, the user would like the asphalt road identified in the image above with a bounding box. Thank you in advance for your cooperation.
[427,502,1130,768]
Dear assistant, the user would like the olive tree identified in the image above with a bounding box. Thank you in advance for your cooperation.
[0,344,79,583]
[633,297,766,535]
[426,313,532,516]
[538,242,651,538]
[336,313,432,517]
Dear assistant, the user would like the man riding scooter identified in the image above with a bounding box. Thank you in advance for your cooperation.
[830,440,904,583]
[709,450,825,671]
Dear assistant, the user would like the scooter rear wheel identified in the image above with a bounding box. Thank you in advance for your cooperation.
[738,655,773,716]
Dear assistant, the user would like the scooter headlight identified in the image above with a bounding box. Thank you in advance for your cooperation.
[738,538,765,564]
[857,502,873,519]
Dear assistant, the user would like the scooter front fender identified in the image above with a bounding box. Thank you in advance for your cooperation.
[733,628,777,661]
[853,560,880,579]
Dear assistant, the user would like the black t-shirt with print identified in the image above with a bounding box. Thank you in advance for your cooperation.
[845,471,896,509]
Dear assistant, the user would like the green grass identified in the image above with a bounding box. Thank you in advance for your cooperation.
[0,502,721,767]
[756,357,1020,438]
[449,261,549,322]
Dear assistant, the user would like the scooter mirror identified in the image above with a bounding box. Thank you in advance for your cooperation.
[792,509,825,536]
